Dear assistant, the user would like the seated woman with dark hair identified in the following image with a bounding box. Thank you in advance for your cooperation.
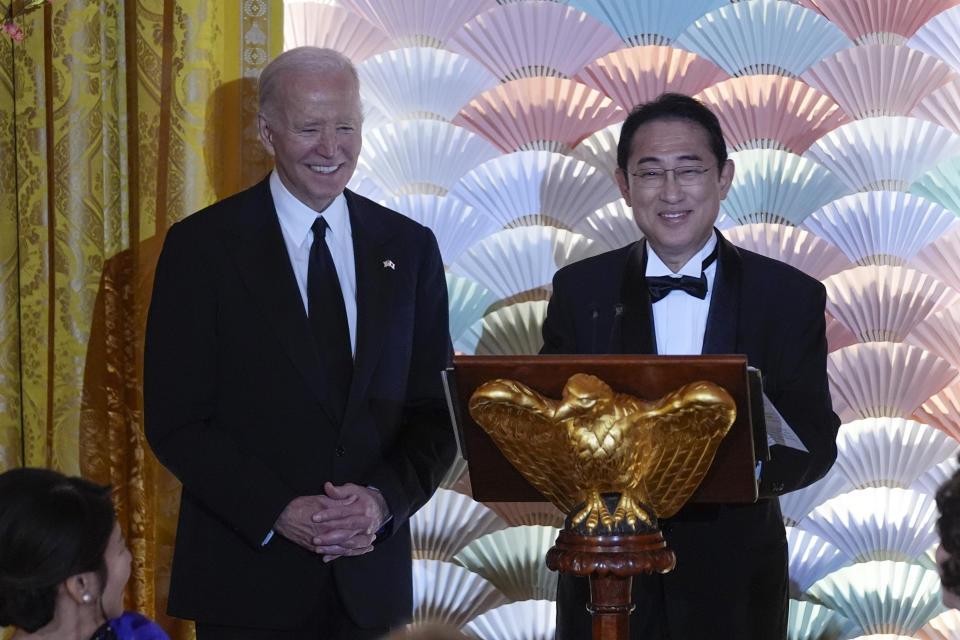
[936,461,960,609]
[0,467,169,640]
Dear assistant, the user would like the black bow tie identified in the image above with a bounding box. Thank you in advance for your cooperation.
[646,245,718,303]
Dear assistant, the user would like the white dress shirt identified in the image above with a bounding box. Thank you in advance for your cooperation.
[270,171,357,354]
[646,234,718,355]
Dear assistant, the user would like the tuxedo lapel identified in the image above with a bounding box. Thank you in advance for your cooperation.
[618,240,657,355]
[702,231,742,355]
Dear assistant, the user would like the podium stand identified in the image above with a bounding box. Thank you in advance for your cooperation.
[444,355,764,640]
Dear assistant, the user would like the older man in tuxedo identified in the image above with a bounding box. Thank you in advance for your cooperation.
[541,93,840,639]
[144,47,455,639]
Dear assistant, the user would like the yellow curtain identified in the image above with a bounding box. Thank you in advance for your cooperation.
[0,1,282,638]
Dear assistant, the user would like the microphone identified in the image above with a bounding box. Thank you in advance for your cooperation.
[608,303,624,353]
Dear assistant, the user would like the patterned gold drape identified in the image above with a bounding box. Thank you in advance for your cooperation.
[0,1,282,638]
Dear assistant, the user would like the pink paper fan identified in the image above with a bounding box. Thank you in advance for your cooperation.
[801,44,956,119]
[340,0,498,48]
[907,304,960,373]
[916,609,960,640]
[913,78,960,136]
[721,223,853,280]
[915,382,960,441]
[696,76,848,154]
[283,4,390,62]
[575,45,729,112]
[910,230,960,294]
[826,311,860,353]
[795,0,955,44]
[828,342,958,422]
[453,77,625,153]
[448,2,622,81]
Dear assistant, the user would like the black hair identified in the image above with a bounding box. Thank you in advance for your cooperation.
[0,468,115,632]
[938,460,960,598]
[616,93,728,172]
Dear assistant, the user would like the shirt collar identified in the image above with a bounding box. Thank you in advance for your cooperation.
[270,171,350,249]
[645,232,718,278]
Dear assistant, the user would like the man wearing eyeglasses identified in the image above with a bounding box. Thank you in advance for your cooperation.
[541,93,840,639]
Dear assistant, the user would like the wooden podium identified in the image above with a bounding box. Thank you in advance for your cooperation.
[444,355,765,640]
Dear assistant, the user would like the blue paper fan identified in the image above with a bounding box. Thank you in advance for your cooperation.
[565,0,727,46]
[340,0,498,48]
[357,48,498,121]
[907,4,960,71]
[804,116,960,192]
[573,200,645,252]
[450,151,621,230]
[721,149,851,226]
[781,469,854,527]
[910,455,960,497]
[788,599,857,640]
[673,0,853,78]
[910,155,960,216]
[446,272,499,345]
[464,600,556,640]
[787,527,849,597]
[466,300,549,356]
[386,194,497,264]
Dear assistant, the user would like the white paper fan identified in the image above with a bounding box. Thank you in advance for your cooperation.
[482,502,566,528]
[914,78,960,137]
[788,598,857,640]
[804,561,945,636]
[907,4,960,71]
[907,304,960,371]
[835,417,960,490]
[453,526,560,602]
[563,0,727,46]
[915,382,960,442]
[575,45,729,112]
[917,609,960,640]
[356,120,501,196]
[386,194,496,264]
[803,116,960,192]
[721,223,852,280]
[910,156,960,216]
[449,227,600,300]
[801,44,955,119]
[357,48,499,121]
[673,0,853,78]
[439,453,472,496]
[787,526,850,596]
[570,122,622,179]
[795,0,953,45]
[450,151,621,230]
[823,265,955,342]
[798,487,938,563]
[283,4,390,62]
[696,75,848,153]
[463,600,556,640]
[781,470,854,527]
[447,272,499,346]
[722,149,851,226]
[910,456,960,497]
[827,342,958,421]
[339,0,498,48]
[802,191,960,266]
[467,300,549,356]
[412,488,507,561]
[573,200,644,252]
[412,559,508,627]
[827,311,861,353]
[453,77,625,154]
[448,2,622,81]
[346,174,389,203]
[910,230,960,295]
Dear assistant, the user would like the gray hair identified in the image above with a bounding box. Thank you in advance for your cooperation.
[258,47,360,121]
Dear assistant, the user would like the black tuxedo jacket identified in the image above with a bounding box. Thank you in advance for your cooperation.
[144,179,455,630]
[541,231,840,639]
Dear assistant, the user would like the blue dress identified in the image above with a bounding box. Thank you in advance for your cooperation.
[90,612,170,640]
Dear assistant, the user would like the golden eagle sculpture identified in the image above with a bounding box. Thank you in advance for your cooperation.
[468,373,736,533]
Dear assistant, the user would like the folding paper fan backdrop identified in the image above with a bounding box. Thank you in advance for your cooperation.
[695,75,848,154]
[448,227,600,301]
[907,304,960,371]
[573,200,645,252]
[439,454,471,495]
[356,120,501,196]
[339,0,498,48]
[827,311,860,353]
[483,501,566,528]
[575,46,729,112]
[805,561,945,635]
[357,48,499,121]
[780,470,854,527]
[916,607,960,640]
[453,526,560,602]
[786,527,848,596]
[910,230,960,294]
[412,559,508,627]
[822,265,954,342]
[384,194,497,264]
[452,77,625,154]
[571,122,622,179]
[789,599,857,640]
[803,116,960,192]
[720,224,852,280]
[450,151,621,230]
[346,174,388,203]
[911,156,960,216]
[721,149,851,226]
[463,600,556,640]
[799,487,938,563]
[910,456,960,497]
[827,342,958,421]
[673,0,853,78]
[801,45,956,119]
[411,489,506,561]
[915,382,960,441]
[802,191,960,267]
[283,3,390,62]
[468,300,549,356]
[914,79,960,137]
[835,418,960,490]
[907,5,960,71]
[565,0,728,46]
[795,0,956,45]
[448,2,622,81]
[447,273,499,347]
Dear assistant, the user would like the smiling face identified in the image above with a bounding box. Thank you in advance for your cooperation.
[257,67,362,213]
[615,118,734,272]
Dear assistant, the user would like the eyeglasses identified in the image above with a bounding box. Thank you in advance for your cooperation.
[629,164,716,188]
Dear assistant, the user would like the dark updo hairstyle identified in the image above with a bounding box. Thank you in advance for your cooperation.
[937,459,960,598]
[0,467,115,632]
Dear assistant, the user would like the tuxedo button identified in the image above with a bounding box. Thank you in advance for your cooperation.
[335,446,345,457]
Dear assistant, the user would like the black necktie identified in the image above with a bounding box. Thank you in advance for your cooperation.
[646,244,718,303]
[308,216,353,420]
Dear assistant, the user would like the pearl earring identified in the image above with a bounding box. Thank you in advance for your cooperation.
[82,594,92,603]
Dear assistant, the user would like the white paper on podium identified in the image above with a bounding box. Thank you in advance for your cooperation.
[762,393,808,452]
